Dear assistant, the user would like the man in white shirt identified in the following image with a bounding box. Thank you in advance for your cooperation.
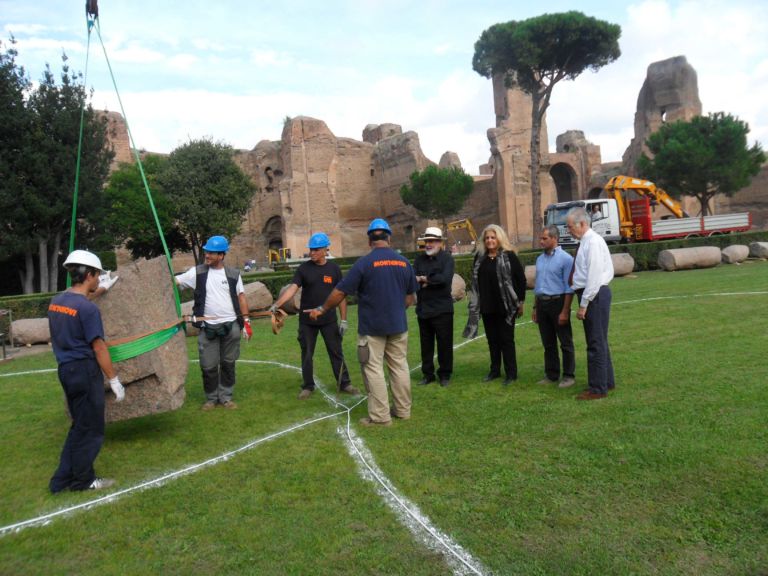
[176,236,250,410]
[566,208,615,400]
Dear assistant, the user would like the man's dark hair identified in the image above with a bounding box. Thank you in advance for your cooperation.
[368,231,390,242]
[66,264,99,285]
[544,225,560,240]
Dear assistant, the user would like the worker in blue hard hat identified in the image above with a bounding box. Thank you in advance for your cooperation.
[271,232,358,399]
[309,218,418,427]
[175,235,251,410]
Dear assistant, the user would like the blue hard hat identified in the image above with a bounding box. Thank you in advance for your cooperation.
[202,235,229,252]
[367,218,392,235]
[307,232,331,249]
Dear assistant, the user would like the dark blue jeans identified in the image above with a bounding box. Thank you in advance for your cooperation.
[50,358,105,493]
[580,286,615,394]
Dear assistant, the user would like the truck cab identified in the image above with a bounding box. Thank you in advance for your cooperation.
[544,199,621,246]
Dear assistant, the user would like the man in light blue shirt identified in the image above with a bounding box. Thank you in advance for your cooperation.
[532,225,576,388]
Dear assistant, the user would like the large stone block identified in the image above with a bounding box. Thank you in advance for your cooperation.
[657,247,721,271]
[749,241,768,259]
[721,245,749,264]
[98,257,188,422]
[10,318,50,346]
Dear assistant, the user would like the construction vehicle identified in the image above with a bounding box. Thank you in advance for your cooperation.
[268,248,291,265]
[446,219,478,254]
[545,175,752,245]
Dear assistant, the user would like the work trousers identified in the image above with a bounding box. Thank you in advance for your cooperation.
[535,296,575,381]
[358,332,411,423]
[481,313,517,380]
[297,321,351,391]
[417,312,454,380]
[50,358,105,493]
[198,322,241,403]
[580,285,615,394]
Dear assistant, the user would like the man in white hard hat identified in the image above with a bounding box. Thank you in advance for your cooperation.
[414,227,454,386]
[48,249,124,493]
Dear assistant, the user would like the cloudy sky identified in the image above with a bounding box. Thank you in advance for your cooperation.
[2,0,765,174]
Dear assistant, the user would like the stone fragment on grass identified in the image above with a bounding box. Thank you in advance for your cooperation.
[657,246,721,271]
[10,318,50,346]
[611,253,635,276]
[749,242,768,259]
[721,245,749,264]
[277,284,301,314]
[451,274,466,302]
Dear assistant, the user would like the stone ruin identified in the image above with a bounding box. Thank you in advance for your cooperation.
[97,256,188,423]
[107,55,765,268]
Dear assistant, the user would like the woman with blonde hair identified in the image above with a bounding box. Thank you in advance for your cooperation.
[462,224,526,385]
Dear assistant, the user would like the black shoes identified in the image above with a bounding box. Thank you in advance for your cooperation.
[502,377,516,386]
[482,373,500,382]
[439,378,450,387]
[419,376,436,385]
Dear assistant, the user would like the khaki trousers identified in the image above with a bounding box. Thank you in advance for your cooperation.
[359,332,411,423]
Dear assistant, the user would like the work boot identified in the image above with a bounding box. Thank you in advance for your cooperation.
[340,385,360,395]
[201,401,216,411]
[222,400,238,410]
[537,377,557,385]
[358,417,392,427]
[419,375,436,385]
[298,388,313,400]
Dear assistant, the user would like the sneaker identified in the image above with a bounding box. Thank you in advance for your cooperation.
[537,377,557,385]
[558,377,576,388]
[340,385,360,395]
[298,389,313,400]
[222,400,238,410]
[358,417,392,427]
[88,477,115,490]
[201,401,216,411]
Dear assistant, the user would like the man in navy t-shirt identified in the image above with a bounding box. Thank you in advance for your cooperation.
[309,218,417,426]
[48,250,124,493]
[271,232,358,399]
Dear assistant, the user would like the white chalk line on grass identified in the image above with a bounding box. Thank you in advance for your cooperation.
[0,361,348,538]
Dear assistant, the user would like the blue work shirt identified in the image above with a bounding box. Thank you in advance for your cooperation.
[534,246,574,296]
[48,291,105,364]
[336,247,418,336]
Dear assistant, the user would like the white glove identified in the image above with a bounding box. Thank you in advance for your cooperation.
[339,320,348,338]
[99,271,119,291]
[269,304,279,314]
[109,376,125,402]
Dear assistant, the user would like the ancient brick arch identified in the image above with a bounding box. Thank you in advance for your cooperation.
[263,216,283,250]
[587,187,604,199]
[549,162,578,202]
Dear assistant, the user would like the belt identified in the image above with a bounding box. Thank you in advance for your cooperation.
[536,294,563,301]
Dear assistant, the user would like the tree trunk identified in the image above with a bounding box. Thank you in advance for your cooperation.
[48,230,62,292]
[38,238,49,294]
[22,249,34,294]
[529,91,544,249]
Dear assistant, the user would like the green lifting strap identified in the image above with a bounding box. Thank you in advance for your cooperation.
[70,11,186,362]
[108,324,183,363]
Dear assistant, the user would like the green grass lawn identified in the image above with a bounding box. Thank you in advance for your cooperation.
[1,261,767,575]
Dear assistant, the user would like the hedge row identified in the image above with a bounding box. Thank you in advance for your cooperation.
[2,231,766,322]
